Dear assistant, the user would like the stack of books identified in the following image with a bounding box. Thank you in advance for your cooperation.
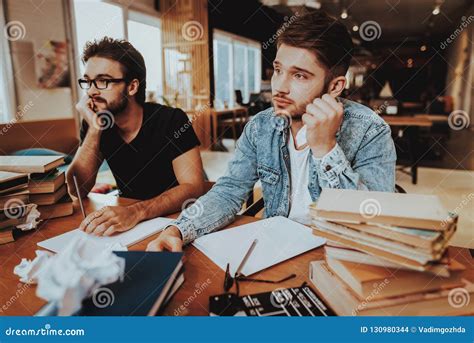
[0,171,31,244]
[0,156,73,221]
[309,188,473,316]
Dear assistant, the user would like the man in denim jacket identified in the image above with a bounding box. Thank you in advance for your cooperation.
[147,11,396,252]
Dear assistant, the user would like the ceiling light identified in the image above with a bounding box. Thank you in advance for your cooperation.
[352,25,359,32]
[432,5,440,15]
[340,9,348,19]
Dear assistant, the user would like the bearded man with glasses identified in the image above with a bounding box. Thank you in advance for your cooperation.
[66,37,205,237]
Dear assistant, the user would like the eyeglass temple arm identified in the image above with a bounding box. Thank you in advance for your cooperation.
[237,273,296,284]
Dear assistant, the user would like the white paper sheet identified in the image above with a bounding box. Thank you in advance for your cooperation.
[37,217,173,253]
[192,216,326,276]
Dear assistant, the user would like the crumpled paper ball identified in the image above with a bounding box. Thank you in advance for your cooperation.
[14,236,126,315]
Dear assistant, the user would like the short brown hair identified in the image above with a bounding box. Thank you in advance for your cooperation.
[82,37,146,105]
[277,11,353,84]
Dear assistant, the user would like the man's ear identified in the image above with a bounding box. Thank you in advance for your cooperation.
[326,76,346,98]
[128,79,139,97]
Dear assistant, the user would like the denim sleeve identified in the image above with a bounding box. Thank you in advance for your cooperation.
[312,123,396,192]
[170,118,260,245]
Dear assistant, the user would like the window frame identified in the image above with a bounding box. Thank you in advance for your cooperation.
[0,2,19,123]
[213,29,261,108]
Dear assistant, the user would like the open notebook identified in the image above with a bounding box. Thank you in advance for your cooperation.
[37,217,173,253]
[193,216,326,276]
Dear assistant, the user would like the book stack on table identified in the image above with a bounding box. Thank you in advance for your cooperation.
[0,170,31,244]
[309,188,472,316]
[0,156,73,224]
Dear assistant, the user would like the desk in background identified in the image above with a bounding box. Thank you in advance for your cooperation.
[381,115,435,184]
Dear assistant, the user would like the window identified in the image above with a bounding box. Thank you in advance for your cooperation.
[213,30,261,108]
[163,48,191,109]
[127,14,163,101]
[0,37,10,123]
[72,0,163,102]
[213,39,232,108]
[73,0,124,77]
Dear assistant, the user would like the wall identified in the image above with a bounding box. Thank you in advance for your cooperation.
[444,12,473,128]
[4,0,75,121]
[160,0,211,110]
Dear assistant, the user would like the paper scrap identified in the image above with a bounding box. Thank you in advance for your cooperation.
[14,237,126,316]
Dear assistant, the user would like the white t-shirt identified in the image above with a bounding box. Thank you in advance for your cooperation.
[287,126,313,225]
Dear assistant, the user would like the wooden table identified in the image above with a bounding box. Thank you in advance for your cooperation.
[184,107,248,151]
[1,194,472,316]
[381,115,433,127]
[0,194,322,316]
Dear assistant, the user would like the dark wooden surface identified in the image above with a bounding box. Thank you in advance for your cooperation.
[0,193,472,316]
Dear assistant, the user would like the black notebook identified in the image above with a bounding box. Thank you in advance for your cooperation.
[209,284,335,316]
[77,251,184,316]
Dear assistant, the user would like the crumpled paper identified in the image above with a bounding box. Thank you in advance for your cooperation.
[15,204,41,231]
[14,237,126,316]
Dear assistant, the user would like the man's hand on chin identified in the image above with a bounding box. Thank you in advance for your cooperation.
[79,205,142,236]
[76,95,101,131]
[302,94,343,158]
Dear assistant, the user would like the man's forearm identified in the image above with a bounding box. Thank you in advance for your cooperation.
[128,182,204,222]
[312,131,396,192]
[67,130,103,198]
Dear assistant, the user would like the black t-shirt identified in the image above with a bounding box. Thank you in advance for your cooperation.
[80,103,200,200]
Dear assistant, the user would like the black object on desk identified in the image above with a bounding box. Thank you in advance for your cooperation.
[209,284,335,316]
[78,251,184,316]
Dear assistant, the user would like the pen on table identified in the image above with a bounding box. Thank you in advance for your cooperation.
[235,239,258,277]
[73,174,87,219]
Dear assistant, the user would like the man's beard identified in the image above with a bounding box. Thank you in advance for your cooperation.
[93,91,129,116]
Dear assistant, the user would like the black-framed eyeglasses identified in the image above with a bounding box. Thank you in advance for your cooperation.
[224,263,296,296]
[78,78,126,90]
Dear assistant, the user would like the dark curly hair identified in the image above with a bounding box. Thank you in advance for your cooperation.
[82,37,146,105]
[277,11,354,85]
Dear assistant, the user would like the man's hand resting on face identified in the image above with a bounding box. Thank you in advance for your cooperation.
[75,94,102,134]
[146,226,183,252]
[302,93,344,158]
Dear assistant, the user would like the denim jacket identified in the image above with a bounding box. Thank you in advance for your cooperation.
[173,98,397,245]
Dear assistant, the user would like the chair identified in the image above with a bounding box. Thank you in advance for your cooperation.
[217,108,249,145]
[203,181,264,217]
[395,184,407,193]
[242,197,264,216]
[234,90,248,107]
[216,109,238,144]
